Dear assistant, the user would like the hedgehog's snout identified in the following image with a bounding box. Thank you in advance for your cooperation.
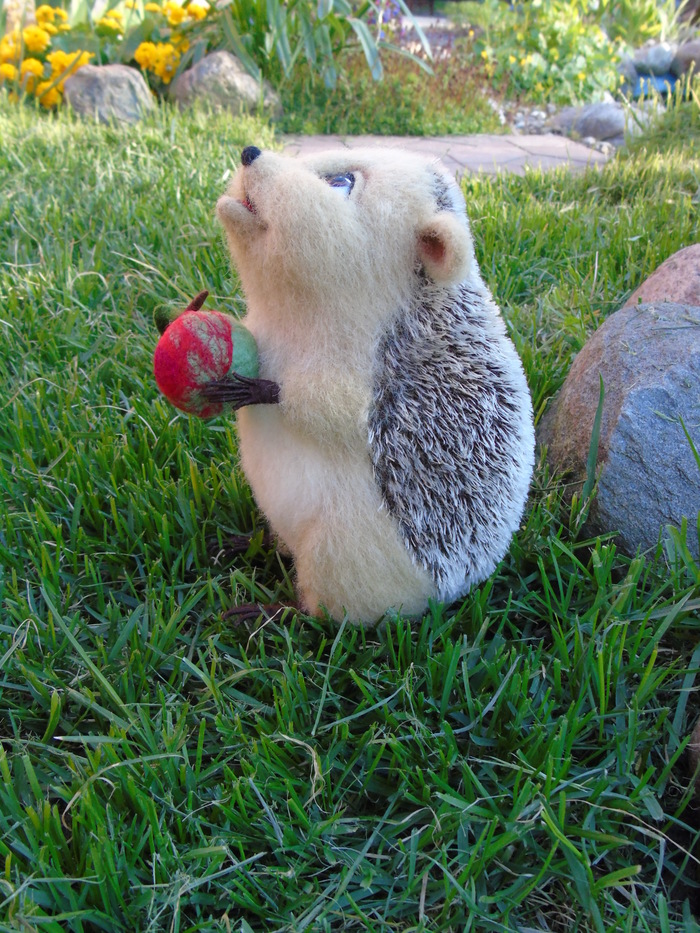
[241,146,262,166]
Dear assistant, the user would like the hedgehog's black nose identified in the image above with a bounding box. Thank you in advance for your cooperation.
[241,146,262,167]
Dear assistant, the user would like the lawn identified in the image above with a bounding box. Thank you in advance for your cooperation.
[1,97,700,931]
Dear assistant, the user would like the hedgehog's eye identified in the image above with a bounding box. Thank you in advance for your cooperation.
[324,172,355,197]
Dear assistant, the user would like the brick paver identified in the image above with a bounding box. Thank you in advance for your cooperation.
[281,132,607,176]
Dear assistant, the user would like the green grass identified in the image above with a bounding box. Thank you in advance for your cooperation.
[276,52,503,137]
[1,98,700,932]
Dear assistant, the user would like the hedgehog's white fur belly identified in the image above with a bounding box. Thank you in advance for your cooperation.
[236,405,436,623]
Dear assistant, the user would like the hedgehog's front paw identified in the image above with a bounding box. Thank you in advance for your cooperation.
[199,373,280,410]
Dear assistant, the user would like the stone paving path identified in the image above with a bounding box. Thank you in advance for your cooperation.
[281,132,608,176]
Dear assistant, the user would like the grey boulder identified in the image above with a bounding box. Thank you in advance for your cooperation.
[548,101,651,143]
[671,39,700,78]
[63,64,155,124]
[539,300,700,559]
[169,50,282,117]
[633,41,676,76]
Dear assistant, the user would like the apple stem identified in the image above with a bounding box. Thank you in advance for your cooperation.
[186,290,209,313]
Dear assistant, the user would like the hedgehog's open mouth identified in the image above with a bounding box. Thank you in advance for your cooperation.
[241,196,256,214]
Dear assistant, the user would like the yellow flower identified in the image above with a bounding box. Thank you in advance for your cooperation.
[20,56,44,91]
[47,48,92,87]
[153,41,179,82]
[577,71,586,81]
[125,0,139,6]
[480,49,489,60]
[36,4,57,22]
[135,39,179,81]
[35,79,61,106]
[144,2,161,10]
[43,22,58,34]
[0,33,19,64]
[134,40,157,69]
[37,5,68,22]
[187,1,208,20]
[467,28,474,38]
[0,62,17,82]
[22,25,52,54]
[47,48,72,72]
[172,35,189,53]
[534,81,544,92]
[163,1,186,24]
[508,54,516,65]
[97,15,122,31]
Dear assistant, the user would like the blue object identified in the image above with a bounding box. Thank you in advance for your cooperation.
[627,72,678,98]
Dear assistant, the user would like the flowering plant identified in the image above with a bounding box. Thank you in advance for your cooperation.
[454,0,624,105]
[0,0,431,108]
[0,5,93,107]
[0,0,214,104]
[125,0,212,89]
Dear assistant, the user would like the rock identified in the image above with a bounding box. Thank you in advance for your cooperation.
[548,101,651,142]
[617,54,639,89]
[595,140,616,155]
[168,51,282,118]
[539,300,700,559]
[671,39,700,78]
[509,103,556,135]
[633,41,676,76]
[63,64,155,124]
[681,0,700,22]
[624,244,700,308]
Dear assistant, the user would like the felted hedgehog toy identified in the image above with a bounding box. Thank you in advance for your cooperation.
[207,145,535,625]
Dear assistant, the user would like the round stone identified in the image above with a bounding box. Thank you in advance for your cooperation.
[539,301,700,559]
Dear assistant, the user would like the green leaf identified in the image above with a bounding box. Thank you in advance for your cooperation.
[348,17,382,81]
[221,8,262,81]
[582,373,604,502]
[68,0,90,27]
[119,17,156,63]
[378,38,433,75]
[267,0,293,75]
[298,10,317,66]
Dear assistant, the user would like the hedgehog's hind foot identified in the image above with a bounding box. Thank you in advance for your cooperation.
[223,601,298,624]
[208,530,276,563]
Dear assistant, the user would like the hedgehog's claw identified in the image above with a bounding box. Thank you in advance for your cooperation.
[200,373,280,410]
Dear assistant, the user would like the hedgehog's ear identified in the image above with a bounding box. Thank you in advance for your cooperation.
[417,213,472,285]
